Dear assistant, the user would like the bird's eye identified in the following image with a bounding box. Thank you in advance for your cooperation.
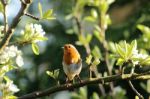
[68,46,71,48]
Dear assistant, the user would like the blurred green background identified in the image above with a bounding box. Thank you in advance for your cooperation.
[3,0,150,99]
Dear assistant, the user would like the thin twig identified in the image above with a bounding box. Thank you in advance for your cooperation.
[1,0,8,34]
[128,80,144,99]
[74,16,106,96]
[18,72,150,99]
[25,13,40,21]
[0,1,29,52]
[99,6,114,92]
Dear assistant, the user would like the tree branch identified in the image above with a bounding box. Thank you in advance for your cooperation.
[128,80,144,99]
[1,0,8,34]
[18,72,150,99]
[0,1,28,52]
[25,13,40,21]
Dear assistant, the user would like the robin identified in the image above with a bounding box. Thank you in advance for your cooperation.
[62,44,82,86]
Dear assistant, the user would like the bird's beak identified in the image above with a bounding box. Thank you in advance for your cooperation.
[61,46,64,49]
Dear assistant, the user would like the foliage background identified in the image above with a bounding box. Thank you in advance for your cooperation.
[1,0,149,99]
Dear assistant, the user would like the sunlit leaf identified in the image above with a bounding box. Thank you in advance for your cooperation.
[31,43,39,55]
[127,40,137,58]
[43,9,53,18]
[8,96,17,99]
[92,92,99,99]
[92,46,102,58]
[116,58,125,66]
[46,71,55,79]
[54,69,59,79]
[91,9,98,18]
[86,54,92,65]
[147,80,150,93]
[84,16,96,22]
[137,24,150,34]
[115,44,125,59]
[86,34,92,43]
[38,2,43,18]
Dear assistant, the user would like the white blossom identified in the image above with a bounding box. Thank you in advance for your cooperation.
[8,82,20,93]
[22,23,46,43]
[0,45,24,67]
[16,55,24,67]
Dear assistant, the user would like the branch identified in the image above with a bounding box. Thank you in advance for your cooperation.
[128,80,144,99]
[0,1,28,52]
[1,0,8,34]
[25,13,40,21]
[18,72,150,99]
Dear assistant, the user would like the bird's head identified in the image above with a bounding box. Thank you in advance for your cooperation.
[62,44,80,64]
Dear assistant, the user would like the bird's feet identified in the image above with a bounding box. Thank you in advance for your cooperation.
[76,75,83,84]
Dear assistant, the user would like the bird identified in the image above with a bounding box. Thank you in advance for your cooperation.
[62,44,82,86]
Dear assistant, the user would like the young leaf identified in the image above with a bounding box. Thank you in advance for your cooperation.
[116,58,125,66]
[43,9,53,19]
[115,44,125,59]
[35,37,48,41]
[86,34,92,43]
[127,40,137,58]
[86,54,92,65]
[92,92,100,99]
[46,71,55,79]
[31,43,39,55]
[92,46,102,58]
[54,69,59,79]
[38,2,43,18]
[140,57,150,66]
[137,24,150,34]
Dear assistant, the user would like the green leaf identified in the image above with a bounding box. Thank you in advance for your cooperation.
[0,2,4,13]
[44,17,56,20]
[38,2,43,18]
[123,41,127,59]
[86,34,92,43]
[35,37,48,41]
[108,42,116,53]
[92,92,100,99]
[92,46,102,58]
[8,96,17,99]
[84,16,95,22]
[46,71,55,79]
[79,87,87,98]
[116,58,125,66]
[4,76,11,82]
[31,43,39,55]
[43,9,53,17]
[99,1,108,13]
[147,80,150,93]
[115,44,125,59]
[91,9,98,18]
[140,56,150,66]
[78,34,86,45]
[86,54,93,65]
[135,96,139,99]
[137,24,150,34]
[54,69,59,79]
[127,40,137,58]
[92,58,100,66]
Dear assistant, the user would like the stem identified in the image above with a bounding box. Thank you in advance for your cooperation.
[99,5,114,92]
[19,72,150,99]
[1,0,8,34]
[74,16,106,96]
[0,1,28,52]
[128,80,144,99]
[25,13,40,21]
